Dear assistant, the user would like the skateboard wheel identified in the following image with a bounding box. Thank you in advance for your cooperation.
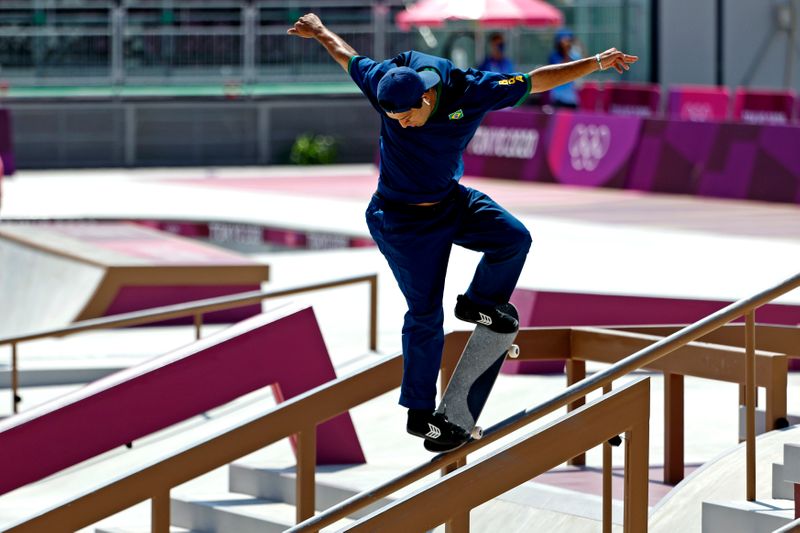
[471,427,484,440]
[508,344,520,359]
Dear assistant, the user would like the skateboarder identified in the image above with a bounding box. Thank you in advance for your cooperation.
[288,14,637,447]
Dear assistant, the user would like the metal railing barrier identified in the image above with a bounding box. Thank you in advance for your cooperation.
[1,273,378,414]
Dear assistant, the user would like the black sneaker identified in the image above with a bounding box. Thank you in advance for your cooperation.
[423,437,467,453]
[454,294,519,334]
[407,409,470,447]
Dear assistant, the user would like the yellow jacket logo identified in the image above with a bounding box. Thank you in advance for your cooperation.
[498,75,525,86]
[448,109,464,120]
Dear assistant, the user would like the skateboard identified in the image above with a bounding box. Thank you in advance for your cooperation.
[426,303,520,452]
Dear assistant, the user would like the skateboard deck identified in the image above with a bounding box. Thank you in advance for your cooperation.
[435,303,520,441]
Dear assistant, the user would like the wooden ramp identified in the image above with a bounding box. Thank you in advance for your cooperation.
[649,425,800,533]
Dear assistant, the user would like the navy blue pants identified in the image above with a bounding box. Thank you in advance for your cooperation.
[365,184,532,410]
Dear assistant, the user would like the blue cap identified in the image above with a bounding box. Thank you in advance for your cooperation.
[555,28,574,44]
[377,66,440,113]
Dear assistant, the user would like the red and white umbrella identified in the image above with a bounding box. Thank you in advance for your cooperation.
[396,0,564,30]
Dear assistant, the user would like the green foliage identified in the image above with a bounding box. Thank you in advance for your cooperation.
[290,133,337,165]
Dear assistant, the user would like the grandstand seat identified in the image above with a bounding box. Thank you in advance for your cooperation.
[733,88,797,125]
[667,85,730,122]
[603,82,661,118]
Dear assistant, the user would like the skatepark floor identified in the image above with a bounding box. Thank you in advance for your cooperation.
[1,165,799,530]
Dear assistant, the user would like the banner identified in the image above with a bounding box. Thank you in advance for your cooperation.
[463,108,800,205]
[463,110,552,182]
[667,86,730,122]
[629,119,800,202]
[547,111,642,188]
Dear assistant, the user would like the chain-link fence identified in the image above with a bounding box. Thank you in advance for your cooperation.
[0,0,650,86]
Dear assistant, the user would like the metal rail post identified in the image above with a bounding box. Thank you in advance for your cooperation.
[603,383,613,533]
[296,425,317,523]
[11,342,19,414]
[745,311,757,501]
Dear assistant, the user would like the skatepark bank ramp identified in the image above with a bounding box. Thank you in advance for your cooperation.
[0,222,268,338]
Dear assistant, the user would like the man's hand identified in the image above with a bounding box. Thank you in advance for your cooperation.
[597,48,639,74]
[287,13,357,72]
[287,13,325,39]
[530,46,639,94]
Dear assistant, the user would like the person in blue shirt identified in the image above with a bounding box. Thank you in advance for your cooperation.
[478,32,515,73]
[289,13,637,450]
[548,28,582,108]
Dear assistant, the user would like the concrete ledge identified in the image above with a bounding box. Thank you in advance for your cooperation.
[702,499,793,533]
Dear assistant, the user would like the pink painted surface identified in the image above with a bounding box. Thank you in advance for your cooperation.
[535,464,701,507]
[264,228,307,247]
[667,85,730,122]
[733,88,797,125]
[161,174,377,200]
[604,82,662,117]
[132,219,375,250]
[505,290,565,374]
[547,111,643,188]
[0,306,365,496]
[135,220,211,238]
[395,0,564,30]
[515,289,800,327]
[505,288,800,374]
[46,223,256,266]
[103,285,263,324]
[577,81,604,112]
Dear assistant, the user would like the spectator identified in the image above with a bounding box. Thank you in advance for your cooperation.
[478,32,514,73]
[547,28,580,108]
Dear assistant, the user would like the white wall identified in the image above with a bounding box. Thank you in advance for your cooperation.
[722,0,800,90]
[659,0,718,86]
[659,0,800,90]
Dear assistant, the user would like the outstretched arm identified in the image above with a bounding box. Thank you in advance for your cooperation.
[529,48,638,94]
[287,13,357,72]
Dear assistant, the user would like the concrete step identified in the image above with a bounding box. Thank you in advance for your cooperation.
[230,459,629,526]
[773,462,793,500]
[96,527,194,533]
[782,443,800,483]
[702,499,794,533]
[773,443,800,500]
[499,480,625,525]
[441,497,623,533]
[229,462,399,519]
[170,492,353,533]
[737,407,800,441]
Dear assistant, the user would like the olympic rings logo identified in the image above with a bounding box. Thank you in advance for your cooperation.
[683,102,713,121]
[567,123,611,171]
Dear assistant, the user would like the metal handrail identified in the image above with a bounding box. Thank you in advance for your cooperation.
[292,271,800,531]
[3,352,405,532]
[773,518,800,532]
[349,378,651,532]
[4,272,798,531]
[2,273,378,413]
